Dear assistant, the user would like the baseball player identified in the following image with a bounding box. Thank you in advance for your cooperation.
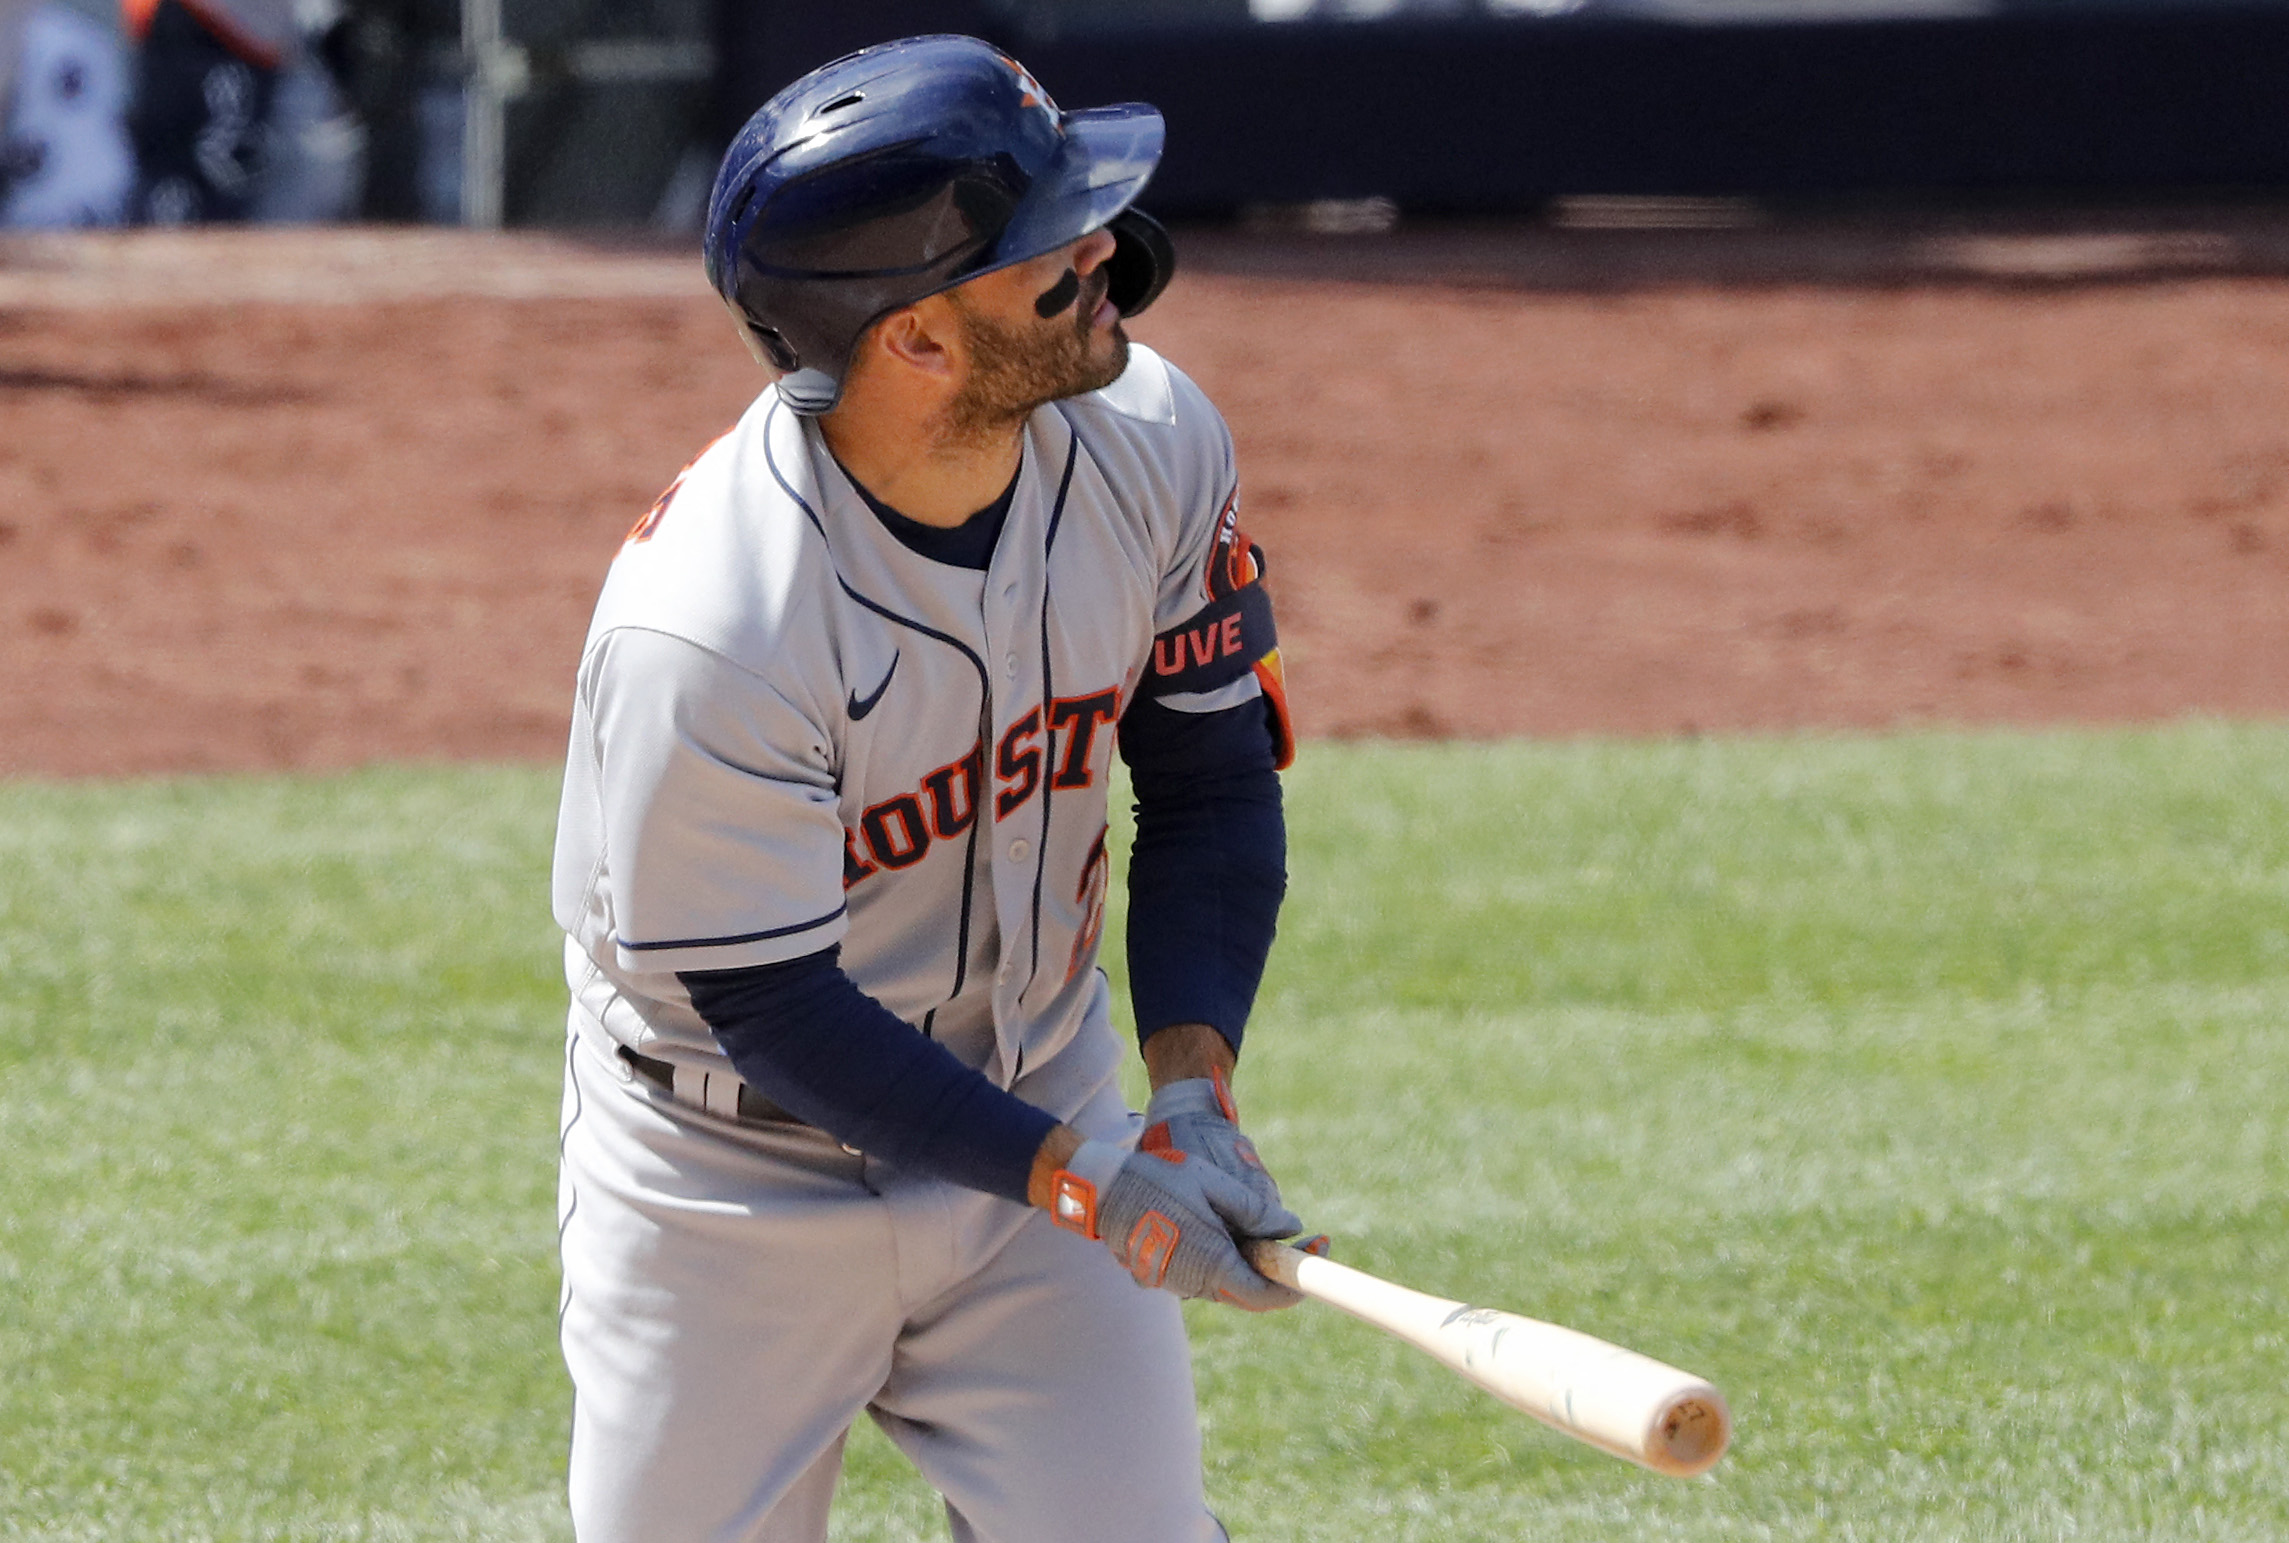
[552,35,1302,1543]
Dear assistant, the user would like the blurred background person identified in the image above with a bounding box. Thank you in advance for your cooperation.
[117,0,367,224]
[120,0,291,221]
[1,0,134,225]
[315,0,457,222]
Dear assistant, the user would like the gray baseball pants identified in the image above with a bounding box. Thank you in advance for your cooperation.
[556,1016,1229,1542]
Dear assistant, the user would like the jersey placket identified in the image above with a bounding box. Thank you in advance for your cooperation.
[979,420,1064,1083]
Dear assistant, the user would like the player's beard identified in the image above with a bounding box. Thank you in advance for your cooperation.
[940,273,1128,447]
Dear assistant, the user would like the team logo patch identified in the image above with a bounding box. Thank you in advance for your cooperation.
[995,52,1058,118]
[1205,489,1258,601]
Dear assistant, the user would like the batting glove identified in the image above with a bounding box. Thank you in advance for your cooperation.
[1051,1139,1304,1312]
[1140,1068,1302,1242]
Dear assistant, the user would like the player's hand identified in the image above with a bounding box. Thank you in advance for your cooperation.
[1140,1069,1301,1242]
[1052,1140,1303,1311]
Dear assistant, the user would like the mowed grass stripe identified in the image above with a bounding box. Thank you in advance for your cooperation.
[0,768,569,1542]
[0,724,2283,1540]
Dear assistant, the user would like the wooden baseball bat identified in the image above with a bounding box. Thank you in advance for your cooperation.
[1246,1240,1731,1479]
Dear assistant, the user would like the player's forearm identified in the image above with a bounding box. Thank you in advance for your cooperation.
[681,949,1057,1203]
[1120,695,1288,1052]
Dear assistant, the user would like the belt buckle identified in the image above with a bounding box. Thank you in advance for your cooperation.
[618,1044,860,1156]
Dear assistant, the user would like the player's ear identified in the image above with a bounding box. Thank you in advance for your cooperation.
[871,303,960,383]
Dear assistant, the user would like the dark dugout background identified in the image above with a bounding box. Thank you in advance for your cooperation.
[709,2,2289,213]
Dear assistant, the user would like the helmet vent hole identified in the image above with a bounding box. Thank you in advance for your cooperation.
[818,92,866,115]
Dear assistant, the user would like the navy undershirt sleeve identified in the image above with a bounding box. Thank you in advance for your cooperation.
[678,951,1056,1204]
[1118,693,1288,1056]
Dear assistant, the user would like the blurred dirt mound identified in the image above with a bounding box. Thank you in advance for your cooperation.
[6,220,2289,776]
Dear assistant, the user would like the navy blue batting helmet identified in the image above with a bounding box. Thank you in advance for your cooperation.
[704,34,1175,414]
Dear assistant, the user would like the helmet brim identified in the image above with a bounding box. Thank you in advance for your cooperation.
[990,103,1165,273]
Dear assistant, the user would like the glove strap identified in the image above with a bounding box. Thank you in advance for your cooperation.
[1144,1069,1240,1124]
[1049,1172,1099,1238]
[1050,1139,1127,1240]
[1211,1064,1238,1121]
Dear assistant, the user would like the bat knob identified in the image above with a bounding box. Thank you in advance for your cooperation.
[1653,1392,1732,1477]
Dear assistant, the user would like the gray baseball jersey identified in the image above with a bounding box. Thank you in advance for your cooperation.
[551,344,1284,1121]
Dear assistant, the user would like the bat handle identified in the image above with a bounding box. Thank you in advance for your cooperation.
[1246,1237,1313,1289]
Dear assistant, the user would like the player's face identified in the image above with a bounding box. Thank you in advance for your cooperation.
[941,230,1127,438]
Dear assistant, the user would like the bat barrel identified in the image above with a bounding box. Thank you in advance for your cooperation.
[1249,1240,1732,1480]
[1511,1327,1731,1477]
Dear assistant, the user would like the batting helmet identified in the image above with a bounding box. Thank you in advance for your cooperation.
[703,34,1174,415]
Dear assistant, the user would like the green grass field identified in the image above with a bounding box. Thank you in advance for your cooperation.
[2,724,2284,1541]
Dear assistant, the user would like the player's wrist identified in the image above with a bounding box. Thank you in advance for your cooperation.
[1144,1070,1237,1127]
[1025,1123,1088,1211]
[1140,1020,1236,1091]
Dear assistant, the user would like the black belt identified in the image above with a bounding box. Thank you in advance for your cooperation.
[616,1045,804,1127]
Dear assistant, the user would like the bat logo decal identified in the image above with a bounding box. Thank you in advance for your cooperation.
[1441,1306,1503,1328]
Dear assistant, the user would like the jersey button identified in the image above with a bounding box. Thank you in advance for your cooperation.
[1009,838,1031,863]
[1003,651,1019,678]
[997,961,1014,984]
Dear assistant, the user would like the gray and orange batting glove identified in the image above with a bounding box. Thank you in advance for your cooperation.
[1050,1139,1303,1312]
[1140,1068,1302,1242]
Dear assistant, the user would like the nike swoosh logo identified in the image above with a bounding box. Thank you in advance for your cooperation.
[848,652,899,721]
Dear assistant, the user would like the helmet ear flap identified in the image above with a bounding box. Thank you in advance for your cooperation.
[1105,207,1175,318]
[726,306,839,414]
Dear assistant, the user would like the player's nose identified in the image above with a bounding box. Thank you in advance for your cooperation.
[1071,227,1117,274]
